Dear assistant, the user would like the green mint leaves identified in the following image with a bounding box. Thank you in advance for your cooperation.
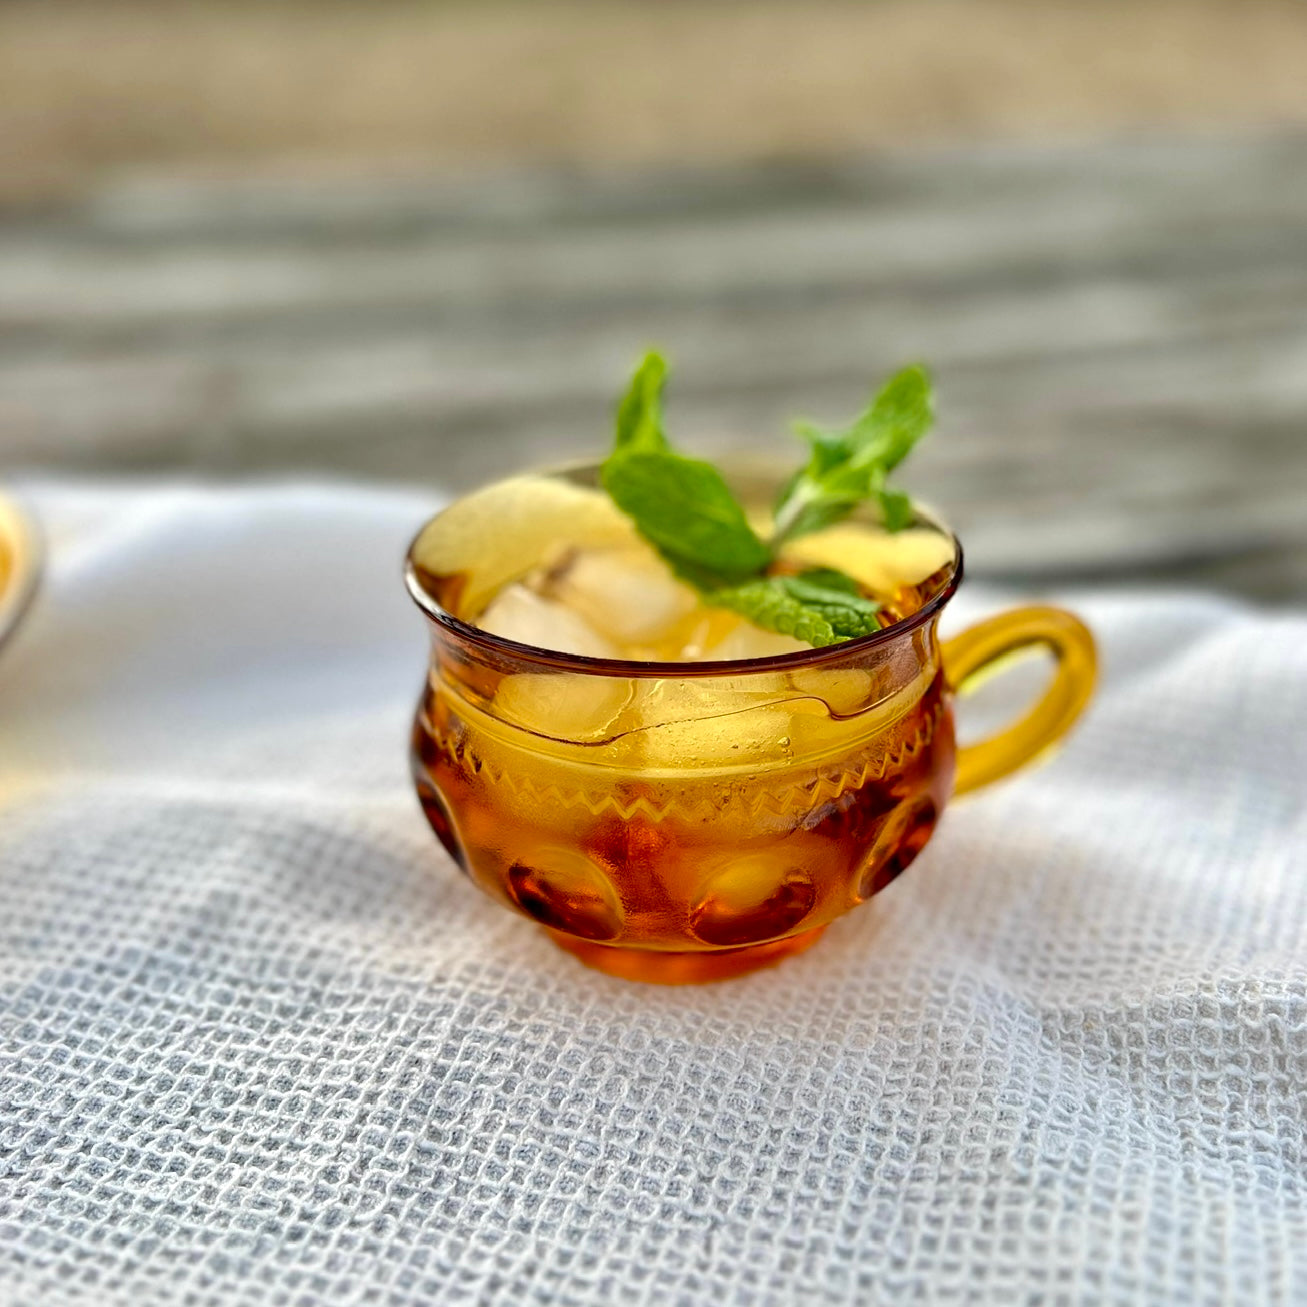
[713,574,883,647]
[613,351,670,454]
[772,364,932,542]
[602,452,772,587]
[601,355,771,587]
[600,352,934,649]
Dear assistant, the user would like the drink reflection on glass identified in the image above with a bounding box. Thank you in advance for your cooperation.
[405,464,1095,984]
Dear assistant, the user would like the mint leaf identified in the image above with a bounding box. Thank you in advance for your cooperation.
[604,349,769,585]
[841,363,932,474]
[789,567,860,595]
[774,365,932,541]
[790,423,850,476]
[766,491,850,543]
[777,573,882,639]
[614,351,669,453]
[601,449,771,586]
[709,579,838,648]
[876,487,914,533]
[708,573,881,649]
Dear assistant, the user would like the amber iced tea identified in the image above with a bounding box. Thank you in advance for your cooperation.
[412,626,955,982]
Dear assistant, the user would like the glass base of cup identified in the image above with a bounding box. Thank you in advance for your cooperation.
[546,925,828,984]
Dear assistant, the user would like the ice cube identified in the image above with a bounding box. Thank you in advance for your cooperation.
[630,675,786,726]
[788,668,878,717]
[477,585,618,659]
[795,654,934,733]
[674,609,742,661]
[631,702,807,771]
[618,675,826,770]
[540,545,698,646]
[700,618,811,662]
[494,673,631,742]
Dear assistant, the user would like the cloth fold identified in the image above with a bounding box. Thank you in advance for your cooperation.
[2,484,1305,1306]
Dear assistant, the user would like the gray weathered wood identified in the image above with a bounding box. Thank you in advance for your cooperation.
[2,134,1305,598]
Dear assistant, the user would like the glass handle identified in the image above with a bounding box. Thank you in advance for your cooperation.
[942,606,1097,796]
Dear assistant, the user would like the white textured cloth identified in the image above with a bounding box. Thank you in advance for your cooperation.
[2,483,1305,1307]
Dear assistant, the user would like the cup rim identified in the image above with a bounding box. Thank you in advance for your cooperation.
[404,475,964,680]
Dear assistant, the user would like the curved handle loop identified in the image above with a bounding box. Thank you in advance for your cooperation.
[942,606,1096,796]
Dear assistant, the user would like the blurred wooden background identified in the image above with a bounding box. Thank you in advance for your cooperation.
[2,1,1305,599]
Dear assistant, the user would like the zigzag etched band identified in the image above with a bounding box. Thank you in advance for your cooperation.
[415,696,944,822]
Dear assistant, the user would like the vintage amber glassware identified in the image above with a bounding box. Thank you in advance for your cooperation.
[406,465,1096,984]
[0,491,40,653]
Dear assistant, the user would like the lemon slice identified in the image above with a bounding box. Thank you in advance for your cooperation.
[410,476,636,616]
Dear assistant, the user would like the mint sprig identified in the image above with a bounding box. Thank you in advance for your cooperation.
[773,364,932,543]
[599,352,933,648]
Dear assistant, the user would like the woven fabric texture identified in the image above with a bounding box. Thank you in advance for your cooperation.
[2,484,1305,1306]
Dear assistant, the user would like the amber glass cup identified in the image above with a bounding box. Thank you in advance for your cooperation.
[406,465,1096,984]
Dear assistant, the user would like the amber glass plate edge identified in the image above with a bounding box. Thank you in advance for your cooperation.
[0,490,42,653]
